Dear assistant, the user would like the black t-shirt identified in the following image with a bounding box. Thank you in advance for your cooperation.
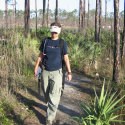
[39,38,68,71]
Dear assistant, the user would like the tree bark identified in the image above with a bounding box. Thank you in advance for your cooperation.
[55,0,58,22]
[35,0,37,36]
[82,0,85,28]
[95,0,99,42]
[47,0,49,27]
[24,0,30,37]
[105,0,107,23]
[87,0,90,27]
[5,0,8,30]
[112,0,121,83]
[99,0,102,42]
[121,0,125,70]
[79,0,83,31]
[14,0,16,29]
[42,0,46,26]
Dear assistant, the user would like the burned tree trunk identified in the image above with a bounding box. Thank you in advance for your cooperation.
[42,0,46,26]
[24,0,30,37]
[55,0,58,22]
[121,0,125,72]
[112,0,121,83]
[87,0,90,27]
[95,0,99,42]
[47,0,50,27]
[99,0,102,42]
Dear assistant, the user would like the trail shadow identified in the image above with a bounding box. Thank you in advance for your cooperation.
[19,83,81,122]
[71,72,94,84]
[73,70,95,80]
[13,91,46,125]
[73,70,106,85]
[16,81,84,124]
[18,82,45,103]
[58,104,80,117]
[54,119,77,125]
[65,81,95,96]
[73,77,94,85]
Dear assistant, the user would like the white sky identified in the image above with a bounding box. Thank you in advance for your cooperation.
[0,0,124,13]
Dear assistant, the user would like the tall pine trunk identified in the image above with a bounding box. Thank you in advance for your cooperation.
[99,0,102,42]
[95,0,99,42]
[35,0,37,36]
[82,0,85,29]
[24,0,30,37]
[105,0,107,23]
[87,0,90,27]
[47,0,49,27]
[55,0,58,22]
[42,0,46,26]
[79,0,83,31]
[14,0,16,29]
[5,0,8,31]
[122,0,125,70]
[112,0,121,83]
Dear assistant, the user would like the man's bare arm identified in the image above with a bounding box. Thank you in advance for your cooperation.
[64,54,72,81]
[34,52,43,76]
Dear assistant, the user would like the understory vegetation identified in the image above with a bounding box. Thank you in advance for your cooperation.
[74,82,125,125]
[0,28,125,124]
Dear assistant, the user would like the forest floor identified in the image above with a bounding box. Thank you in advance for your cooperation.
[11,71,100,125]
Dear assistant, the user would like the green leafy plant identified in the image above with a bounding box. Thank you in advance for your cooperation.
[74,82,125,125]
[0,100,14,125]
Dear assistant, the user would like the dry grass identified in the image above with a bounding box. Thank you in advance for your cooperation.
[0,31,39,124]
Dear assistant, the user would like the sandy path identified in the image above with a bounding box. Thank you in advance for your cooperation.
[18,72,94,125]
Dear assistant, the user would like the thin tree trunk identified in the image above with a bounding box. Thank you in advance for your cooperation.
[105,0,107,23]
[55,0,58,22]
[99,0,102,42]
[42,0,46,26]
[11,2,16,29]
[122,0,125,70]
[47,0,49,27]
[87,0,90,27]
[95,0,99,42]
[5,0,8,30]
[79,0,83,31]
[35,0,37,36]
[14,0,16,29]
[112,0,121,83]
[82,0,85,29]
[24,0,30,37]
[81,0,83,28]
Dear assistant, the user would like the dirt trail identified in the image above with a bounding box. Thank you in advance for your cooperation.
[18,72,94,125]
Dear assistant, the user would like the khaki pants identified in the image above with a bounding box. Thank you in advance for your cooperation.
[42,68,62,122]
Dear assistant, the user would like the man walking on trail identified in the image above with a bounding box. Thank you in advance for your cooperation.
[34,22,72,125]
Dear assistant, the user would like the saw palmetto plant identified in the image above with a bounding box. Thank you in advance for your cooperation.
[75,81,125,125]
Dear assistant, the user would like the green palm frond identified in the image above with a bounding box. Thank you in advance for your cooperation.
[74,81,125,125]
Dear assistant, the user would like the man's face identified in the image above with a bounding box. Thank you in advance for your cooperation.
[51,32,59,38]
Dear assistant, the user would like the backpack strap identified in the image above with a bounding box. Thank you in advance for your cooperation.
[43,39,47,55]
[59,39,64,57]
[43,37,51,54]
[59,39,66,95]
[39,37,49,68]
[59,39,65,68]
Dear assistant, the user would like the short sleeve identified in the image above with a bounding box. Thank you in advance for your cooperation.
[39,39,45,53]
[63,41,68,55]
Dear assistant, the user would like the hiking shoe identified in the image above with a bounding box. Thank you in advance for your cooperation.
[53,120,63,125]
[46,120,53,125]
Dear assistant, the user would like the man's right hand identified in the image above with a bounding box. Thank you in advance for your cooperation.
[34,54,43,77]
[34,67,38,77]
